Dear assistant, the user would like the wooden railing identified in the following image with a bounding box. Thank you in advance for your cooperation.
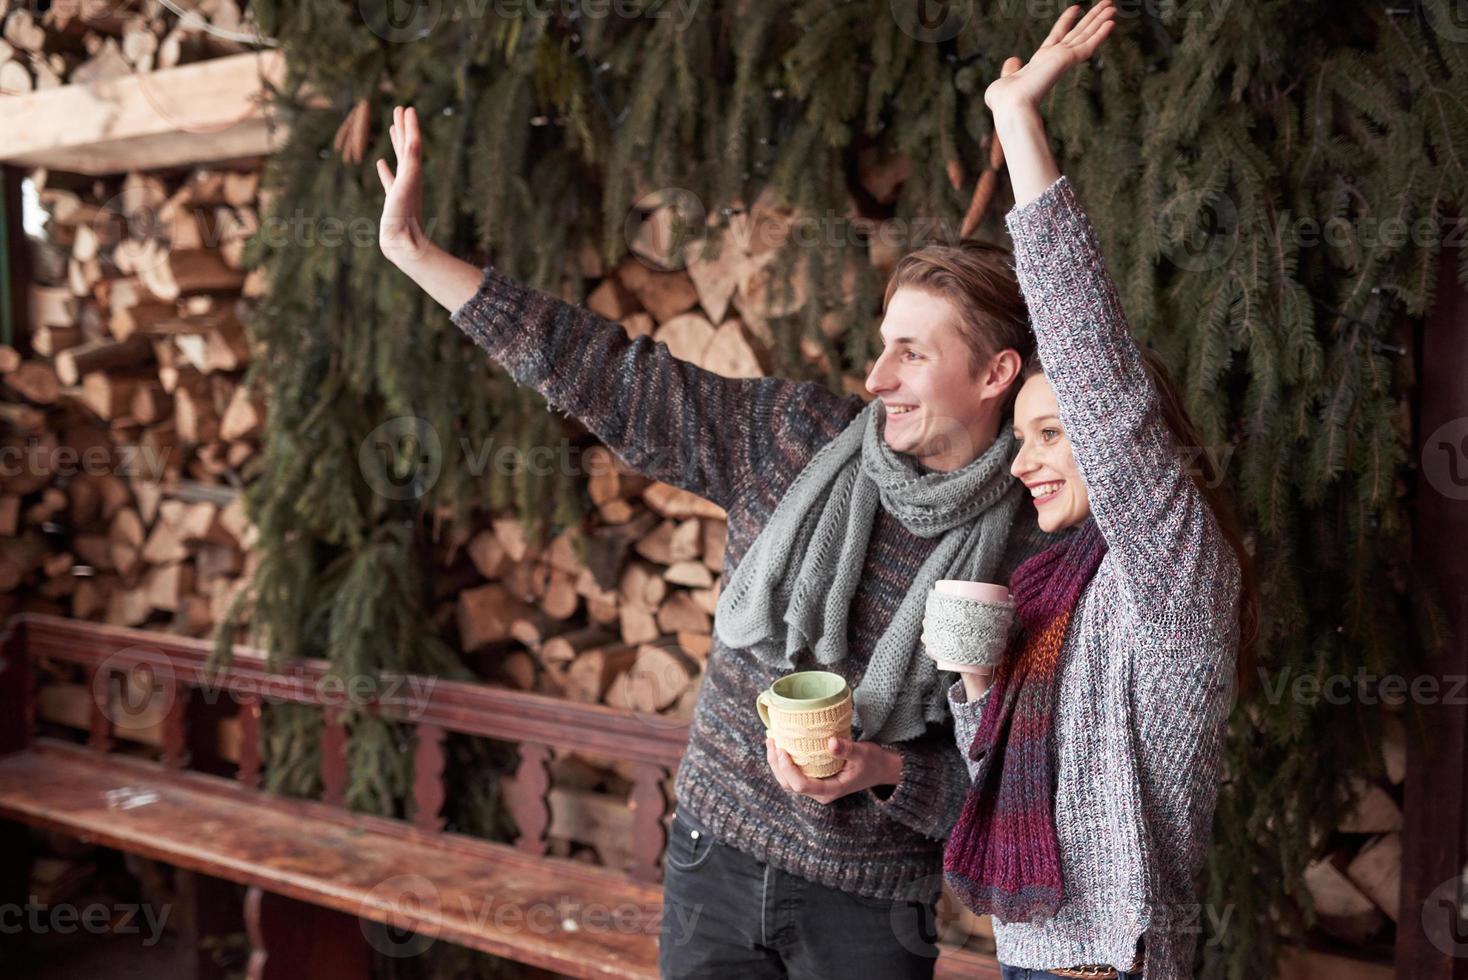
[2,612,689,884]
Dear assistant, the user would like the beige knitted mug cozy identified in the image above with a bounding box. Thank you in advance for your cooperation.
[757,671,853,778]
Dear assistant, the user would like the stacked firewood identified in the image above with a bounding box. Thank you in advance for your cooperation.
[1301,714,1409,951]
[0,0,261,94]
[445,457,727,721]
[1,165,267,631]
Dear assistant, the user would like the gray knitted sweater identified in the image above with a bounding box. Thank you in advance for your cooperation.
[946,175,1242,979]
[450,245,1050,906]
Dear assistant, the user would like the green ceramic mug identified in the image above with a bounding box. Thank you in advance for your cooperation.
[756,670,852,778]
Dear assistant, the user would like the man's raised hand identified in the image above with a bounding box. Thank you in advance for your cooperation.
[376,105,429,264]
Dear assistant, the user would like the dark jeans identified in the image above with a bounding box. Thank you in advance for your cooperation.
[657,808,940,979]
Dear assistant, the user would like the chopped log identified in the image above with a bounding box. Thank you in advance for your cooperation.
[54,333,154,385]
[619,561,667,610]
[546,528,586,576]
[564,644,636,705]
[1380,714,1406,784]
[219,384,263,440]
[619,313,654,340]
[1304,856,1384,944]
[513,607,569,645]
[0,496,20,537]
[1338,779,1402,833]
[657,591,711,635]
[664,560,714,589]
[624,644,698,713]
[586,276,639,321]
[618,605,659,646]
[0,532,48,592]
[543,569,580,619]
[651,312,715,364]
[616,261,699,323]
[702,319,768,379]
[643,481,727,520]
[138,247,245,301]
[541,628,617,668]
[676,631,712,662]
[142,562,192,612]
[492,516,534,562]
[457,583,532,652]
[467,529,509,579]
[690,584,720,616]
[585,512,657,590]
[686,229,742,325]
[141,513,189,565]
[4,361,61,403]
[80,370,146,420]
[32,324,82,357]
[1345,833,1401,922]
[633,520,676,565]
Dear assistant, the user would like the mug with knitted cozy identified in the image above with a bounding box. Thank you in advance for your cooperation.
[921,581,1015,674]
[756,671,853,778]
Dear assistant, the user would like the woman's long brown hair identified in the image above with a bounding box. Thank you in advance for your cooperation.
[1020,349,1260,694]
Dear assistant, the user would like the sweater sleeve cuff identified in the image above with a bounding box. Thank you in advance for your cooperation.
[868,739,962,840]
[448,264,526,362]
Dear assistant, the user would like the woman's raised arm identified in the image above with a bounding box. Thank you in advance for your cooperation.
[989,2,1240,639]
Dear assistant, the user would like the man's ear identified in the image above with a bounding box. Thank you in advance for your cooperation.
[983,349,1023,398]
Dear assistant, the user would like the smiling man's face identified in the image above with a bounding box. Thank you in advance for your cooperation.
[864,287,1018,472]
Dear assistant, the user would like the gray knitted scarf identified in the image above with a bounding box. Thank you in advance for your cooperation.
[715,400,1025,743]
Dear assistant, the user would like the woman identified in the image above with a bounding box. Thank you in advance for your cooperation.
[929,4,1258,979]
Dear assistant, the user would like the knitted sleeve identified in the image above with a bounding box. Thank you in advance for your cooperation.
[449,265,851,510]
[946,679,990,782]
[869,727,972,840]
[1003,176,1241,641]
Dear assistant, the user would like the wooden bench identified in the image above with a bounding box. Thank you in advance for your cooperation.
[0,612,1001,978]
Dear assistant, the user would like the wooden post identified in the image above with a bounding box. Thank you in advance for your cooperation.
[174,870,240,980]
[1396,244,1468,978]
[244,886,370,980]
[0,618,30,755]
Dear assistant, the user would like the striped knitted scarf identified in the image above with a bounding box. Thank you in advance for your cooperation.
[943,517,1107,922]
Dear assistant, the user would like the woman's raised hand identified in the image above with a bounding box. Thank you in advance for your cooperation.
[376,105,428,264]
[984,0,1116,116]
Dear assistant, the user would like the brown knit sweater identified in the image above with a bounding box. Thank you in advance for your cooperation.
[450,271,1048,902]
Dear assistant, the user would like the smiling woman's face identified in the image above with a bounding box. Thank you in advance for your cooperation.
[1010,372,1091,532]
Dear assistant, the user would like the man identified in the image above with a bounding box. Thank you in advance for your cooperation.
[377,104,1046,978]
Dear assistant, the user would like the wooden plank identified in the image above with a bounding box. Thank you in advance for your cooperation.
[7,613,690,767]
[0,742,664,979]
[0,52,288,175]
[1397,244,1468,978]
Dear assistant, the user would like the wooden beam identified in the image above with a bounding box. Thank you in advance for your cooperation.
[1396,241,1468,978]
[0,52,288,175]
